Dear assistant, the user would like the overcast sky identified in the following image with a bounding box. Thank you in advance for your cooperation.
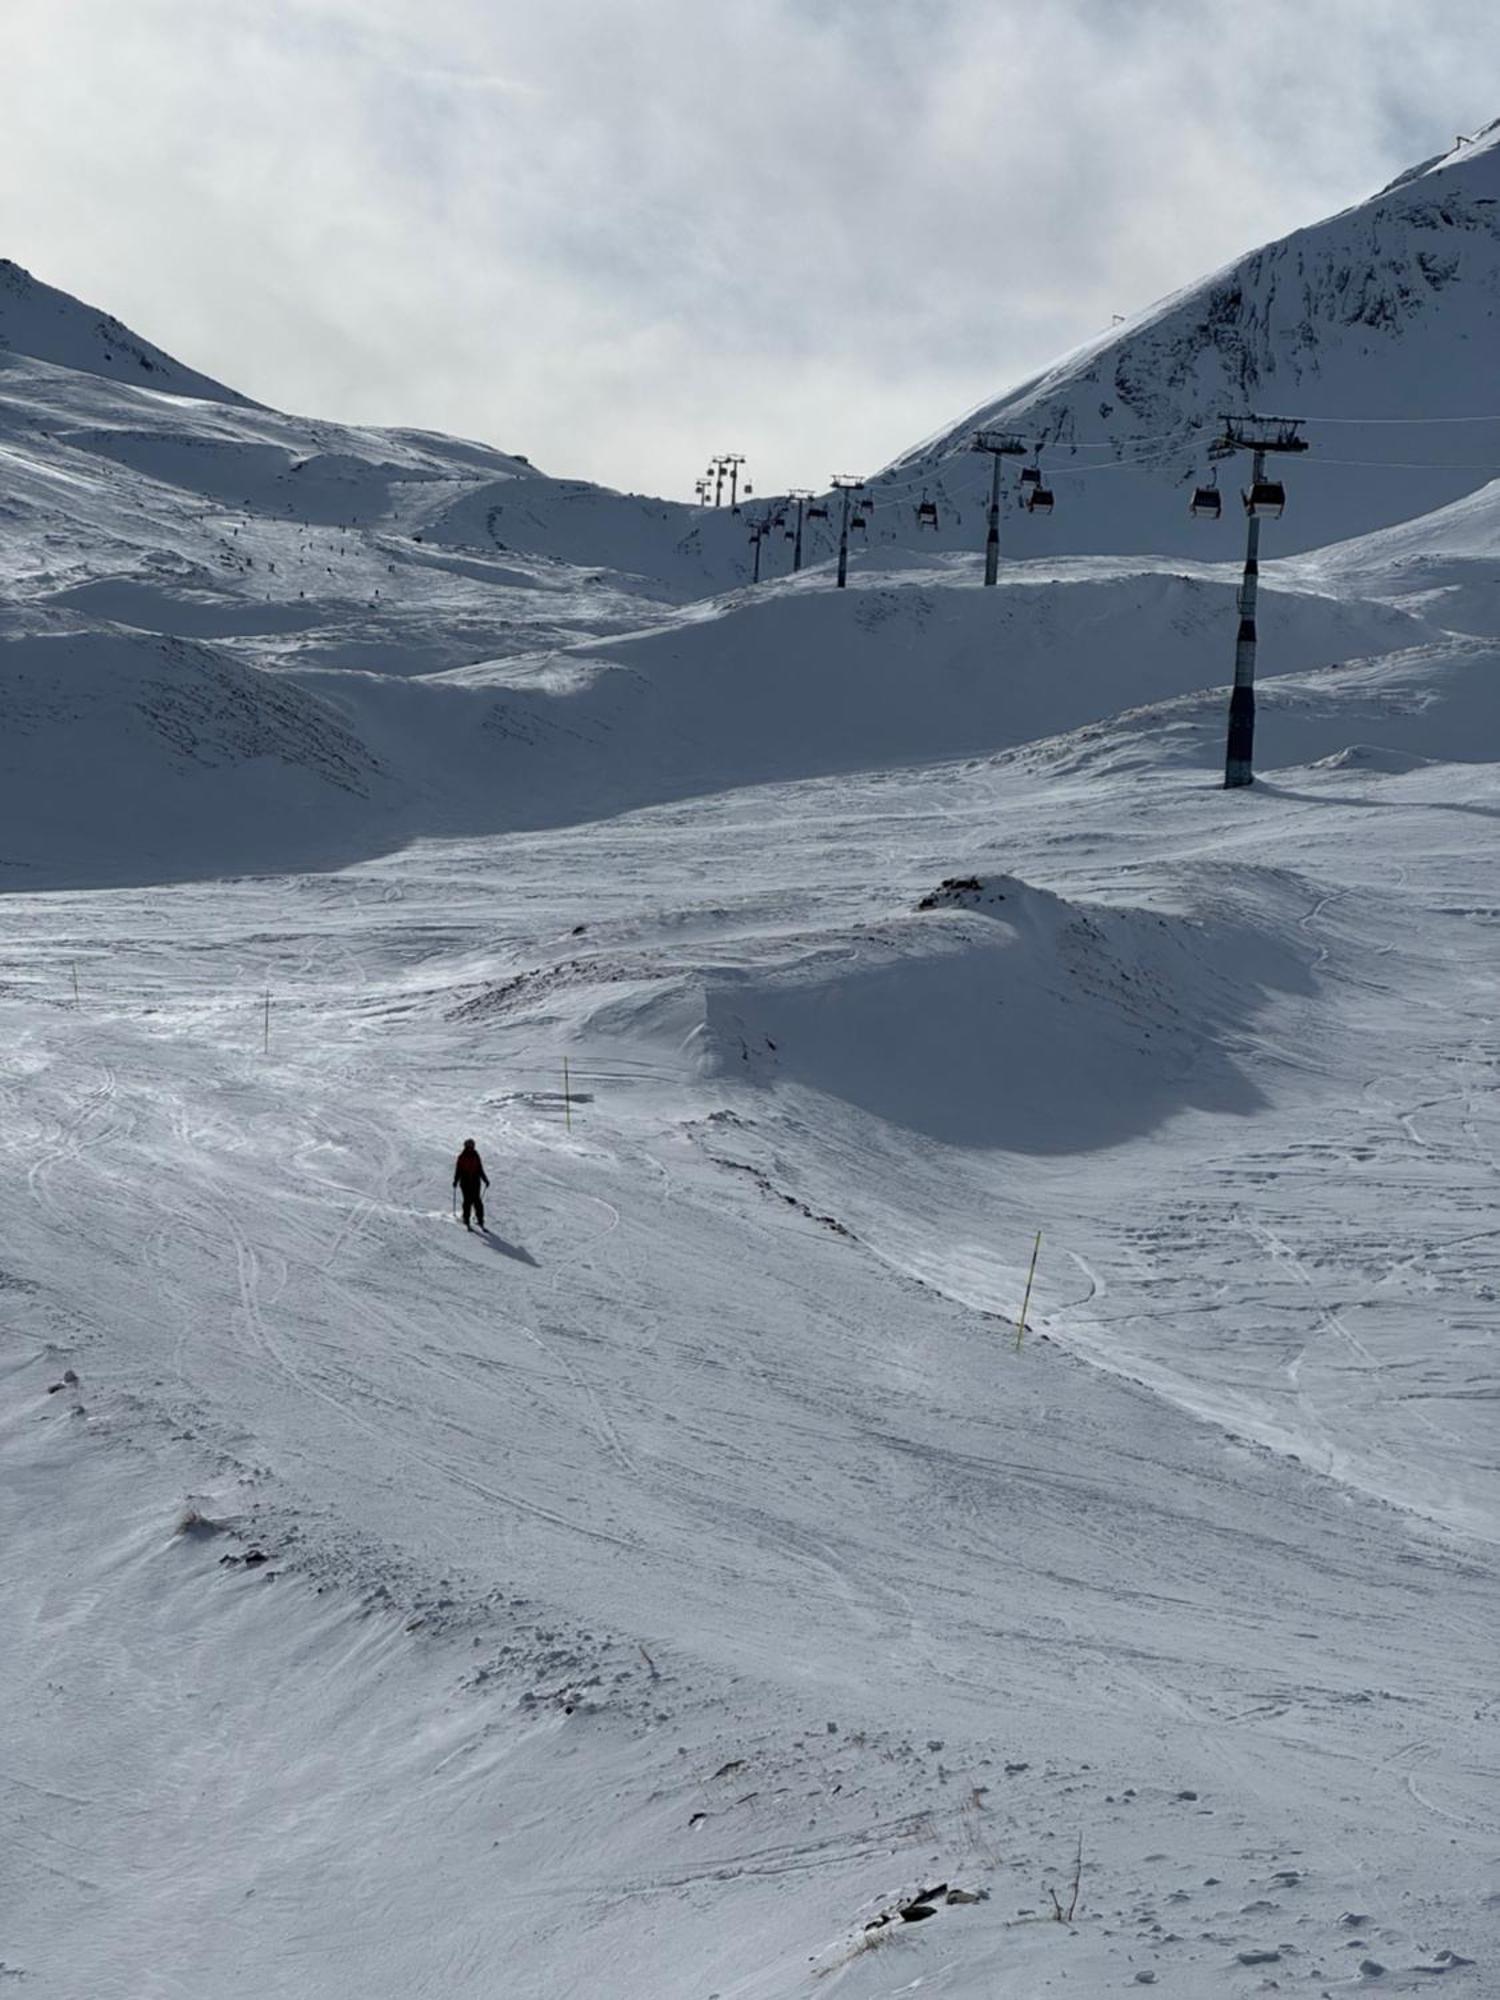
[3,2,1495,498]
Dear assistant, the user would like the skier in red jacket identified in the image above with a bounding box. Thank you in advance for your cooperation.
[453,1139,489,1231]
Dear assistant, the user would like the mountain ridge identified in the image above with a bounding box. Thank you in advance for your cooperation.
[0,258,252,405]
[876,116,1500,556]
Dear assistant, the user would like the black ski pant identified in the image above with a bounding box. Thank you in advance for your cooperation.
[458,1181,485,1229]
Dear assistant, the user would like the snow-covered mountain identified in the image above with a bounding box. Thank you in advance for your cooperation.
[10,123,1500,888]
[871,119,1500,557]
[0,258,250,404]
[5,127,1500,2000]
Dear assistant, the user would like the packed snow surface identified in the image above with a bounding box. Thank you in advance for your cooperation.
[4,161,1500,1995]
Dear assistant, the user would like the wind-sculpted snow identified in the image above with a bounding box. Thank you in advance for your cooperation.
[0,612,389,885]
[315,564,1428,839]
[0,550,1436,888]
[697,875,1309,1151]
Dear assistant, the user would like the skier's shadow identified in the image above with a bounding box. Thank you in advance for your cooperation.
[478,1230,539,1266]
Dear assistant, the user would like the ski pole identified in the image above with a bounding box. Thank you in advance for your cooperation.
[1016,1224,1040,1352]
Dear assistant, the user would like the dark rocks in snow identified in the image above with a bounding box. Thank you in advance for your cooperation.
[219,1547,270,1569]
[863,1882,982,1935]
[917,875,988,910]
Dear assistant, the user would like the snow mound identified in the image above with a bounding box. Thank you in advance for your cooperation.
[698,874,1310,1151]
[1309,742,1436,774]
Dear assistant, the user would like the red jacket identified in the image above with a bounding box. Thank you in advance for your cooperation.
[453,1147,488,1188]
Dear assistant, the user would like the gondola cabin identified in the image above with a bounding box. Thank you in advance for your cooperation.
[1244,480,1286,518]
[916,497,939,529]
[1026,485,1054,514]
[1190,485,1222,519]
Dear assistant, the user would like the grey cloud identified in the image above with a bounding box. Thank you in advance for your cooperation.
[2,0,1494,496]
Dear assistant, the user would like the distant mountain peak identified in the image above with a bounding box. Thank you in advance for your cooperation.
[1378,113,1500,194]
[0,260,249,405]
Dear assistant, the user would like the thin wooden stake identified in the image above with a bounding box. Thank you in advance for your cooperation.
[263,988,270,1055]
[71,962,80,1008]
[563,1056,572,1133]
[1014,1229,1042,1352]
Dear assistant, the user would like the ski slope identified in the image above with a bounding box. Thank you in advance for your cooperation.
[4,157,1500,1994]
[5,635,1499,1995]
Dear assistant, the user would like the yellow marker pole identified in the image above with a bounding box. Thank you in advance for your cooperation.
[563,1056,572,1134]
[1014,1230,1042,1353]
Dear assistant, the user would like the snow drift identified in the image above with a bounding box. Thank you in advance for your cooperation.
[698,874,1311,1151]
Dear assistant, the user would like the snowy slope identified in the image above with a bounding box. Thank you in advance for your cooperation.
[0,258,250,404]
[9,263,1474,891]
[4,713,1498,1996]
[5,146,1500,2000]
[868,120,1500,558]
[0,556,1440,887]
[0,610,392,885]
[1280,473,1500,637]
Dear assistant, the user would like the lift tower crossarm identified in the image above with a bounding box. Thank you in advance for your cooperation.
[970,431,1029,586]
[1216,415,1309,456]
